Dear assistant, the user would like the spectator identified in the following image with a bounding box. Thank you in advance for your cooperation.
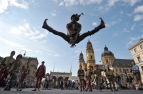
[132,62,141,85]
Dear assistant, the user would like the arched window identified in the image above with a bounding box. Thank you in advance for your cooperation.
[106,59,108,63]
[91,55,92,59]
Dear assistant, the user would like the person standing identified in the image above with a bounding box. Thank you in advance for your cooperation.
[60,79,64,90]
[132,62,141,85]
[32,61,46,91]
[94,65,104,91]
[4,54,22,91]
[105,65,118,91]
[17,57,31,91]
[0,51,15,84]
[115,73,122,89]
[77,65,84,92]
[85,66,93,92]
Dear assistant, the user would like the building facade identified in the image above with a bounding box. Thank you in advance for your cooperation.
[101,46,133,84]
[128,39,143,83]
[50,71,72,87]
[78,41,96,77]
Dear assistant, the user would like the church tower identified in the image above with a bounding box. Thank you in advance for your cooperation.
[78,52,85,68]
[101,45,115,65]
[86,40,96,70]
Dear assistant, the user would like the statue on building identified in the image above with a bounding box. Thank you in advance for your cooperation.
[42,13,105,47]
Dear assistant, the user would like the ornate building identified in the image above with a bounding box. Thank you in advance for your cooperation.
[50,71,72,87]
[78,40,96,77]
[101,45,115,65]
[77,41,133,85]
[128,38,143,83]
[101,46,134,84]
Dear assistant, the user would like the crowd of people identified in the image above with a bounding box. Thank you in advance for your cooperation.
[0,50,143,92]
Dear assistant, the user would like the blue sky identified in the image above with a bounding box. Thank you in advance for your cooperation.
[0,0,143,76]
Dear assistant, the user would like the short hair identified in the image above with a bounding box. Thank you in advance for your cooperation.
[16,54,22,59]
[11,51,15,54]
[42,61,45,63]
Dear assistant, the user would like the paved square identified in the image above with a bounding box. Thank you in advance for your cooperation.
[0,88,142,94]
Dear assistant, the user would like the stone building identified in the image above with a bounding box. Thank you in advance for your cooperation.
[0,56,3,62]
[128,38,143,83]
[101,46,133,84]
[50,71,72,87]
[78,41,133,85]
[79,40,96,77]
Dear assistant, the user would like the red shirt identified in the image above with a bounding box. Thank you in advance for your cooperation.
[38,65,44,75]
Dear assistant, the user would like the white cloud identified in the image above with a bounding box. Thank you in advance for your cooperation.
[10,21,48,40]
[59,2,64,6]
[131,23,136,30]
[134,14,143,21]
[120,11,123,14]
[0,0,29,14]
[55,0,102,7]
[127,13,133,16]
[79,0,102,5]
[107,0,119,7]
[112,32,119,37]
[52,0,58,3]
[126,35,143,47]
[47,53,60,57]
[0,38,24,48]
[122,0,141,6]
[0,38,33,52]
[134,5,143,13]
[92,22,97,26]
[51,10,58,16]
[123,28,130,32]
[105,21,118,28]
[0,0,9,13]
[10,0,29,9]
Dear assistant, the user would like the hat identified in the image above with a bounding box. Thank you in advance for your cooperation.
[71,13,83,21]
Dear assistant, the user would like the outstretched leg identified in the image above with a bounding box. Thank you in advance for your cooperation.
[42,19,69,43]
[76,17,105,44]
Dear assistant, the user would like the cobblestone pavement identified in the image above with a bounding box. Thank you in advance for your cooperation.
[0,88,142,94]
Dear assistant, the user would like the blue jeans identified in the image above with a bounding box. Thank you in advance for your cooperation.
[116,81,122,89]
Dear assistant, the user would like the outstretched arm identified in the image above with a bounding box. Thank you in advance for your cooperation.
[42,19,70,43]
[76,18,105,44]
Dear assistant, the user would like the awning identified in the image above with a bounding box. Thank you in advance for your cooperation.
[68,76,79,81]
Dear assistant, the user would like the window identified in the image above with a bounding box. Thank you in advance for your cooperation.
[106,59,108,63]
[141,66,143,71]
[119,69,121,72]
[91,55,92,59]
[116,69,118,72]
[134,48,137,52]
[140,45,143,49]
[137,56,142,63]
[126,69,128,72]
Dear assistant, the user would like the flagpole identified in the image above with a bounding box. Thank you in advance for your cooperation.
[70,63,72,73]
[53,62,55,72]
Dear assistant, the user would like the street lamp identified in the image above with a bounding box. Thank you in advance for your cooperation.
[19,50,26,56]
